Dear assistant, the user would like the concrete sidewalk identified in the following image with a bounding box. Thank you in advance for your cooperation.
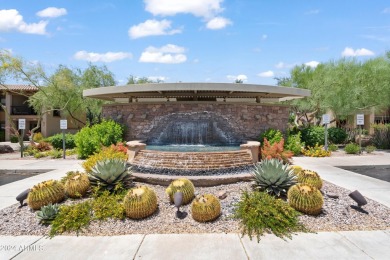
[0,153,389,259]
[1,231,389,260]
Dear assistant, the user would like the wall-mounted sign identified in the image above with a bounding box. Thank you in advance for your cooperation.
[322,114,330,124]
[356,114,364,126]
[60,120,68,130]
[18,119,26,130]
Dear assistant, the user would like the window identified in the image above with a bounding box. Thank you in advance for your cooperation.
[0,95,5,110]
[53,109,61,117]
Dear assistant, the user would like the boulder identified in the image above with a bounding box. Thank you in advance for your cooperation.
[0,145,14,154]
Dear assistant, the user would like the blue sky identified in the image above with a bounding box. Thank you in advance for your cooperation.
[1,0,390,85]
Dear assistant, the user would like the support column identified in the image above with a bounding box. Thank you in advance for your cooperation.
[5,92,12,141]
[126,140,146,163]
[240,141,261,163]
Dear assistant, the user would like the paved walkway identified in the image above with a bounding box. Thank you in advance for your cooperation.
[0,151,389,259]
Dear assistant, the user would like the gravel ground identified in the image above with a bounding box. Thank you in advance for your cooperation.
[0,181,389,236]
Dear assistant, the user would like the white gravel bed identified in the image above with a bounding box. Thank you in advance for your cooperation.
[0,181,389,236]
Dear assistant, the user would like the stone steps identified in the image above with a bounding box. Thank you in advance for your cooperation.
[131,150,254,170]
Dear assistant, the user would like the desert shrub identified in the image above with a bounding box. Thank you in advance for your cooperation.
[33,132,44,142]
[300,126,324,147]
[33,152,48,158]
[365,145,376,153]
[260,128,283,145]
[372,124,390,149]
[75,120,124,159]
[285,132,304,156]
[65,149,77,156]
[261,138,293,164]
[92,191,125,220]
[36,141,51,152]
[344,143,361,154]
[48,133,76,150]
[234,190,307,242]
[82,146,128,173]
[302,144,331,157]
[49,201,92,237]
[328,127,347,144]
[24,145,38,156]
[328,144,338,152]
[48,149,63,159]
[10,135,19,143]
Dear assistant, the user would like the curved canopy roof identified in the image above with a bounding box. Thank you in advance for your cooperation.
[83,82,310,102]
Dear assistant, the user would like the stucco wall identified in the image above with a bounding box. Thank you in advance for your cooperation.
[102,102,290,143]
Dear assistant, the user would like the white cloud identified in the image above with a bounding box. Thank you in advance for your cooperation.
[36,7,67,18]
[129,19,181,39]
[206,17,231,29]
[305,61,320,68]
[258,70,274,78]
[382,8,390,14]
[341,47,375,57]
[227,74,248,82]
[139,44,187,64]
[144,0,223,19]
[262,34,268,40]
[73,51,132,62]
[275,62,296,69]
[148,76,166,82]
[0,9,47,35]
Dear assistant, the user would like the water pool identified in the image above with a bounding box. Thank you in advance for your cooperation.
[146,144,241,152]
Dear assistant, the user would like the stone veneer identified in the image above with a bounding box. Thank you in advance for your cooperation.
[102,102,290,142]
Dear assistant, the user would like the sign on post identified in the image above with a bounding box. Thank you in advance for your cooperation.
[322,114,330,125]
[60,120,68,130]
[356,114,364,126]
[322,114,330,151]
[18,119,26,129]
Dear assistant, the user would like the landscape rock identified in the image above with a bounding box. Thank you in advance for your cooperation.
[218,191,228,200]
[326,192,340,199]
[0,145,14,154]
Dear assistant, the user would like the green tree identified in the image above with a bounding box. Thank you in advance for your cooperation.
[126,75,163,84]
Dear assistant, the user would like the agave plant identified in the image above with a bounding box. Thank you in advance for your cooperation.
[252,159,297,197]
[36,203,60,224]
[88,158,133,191]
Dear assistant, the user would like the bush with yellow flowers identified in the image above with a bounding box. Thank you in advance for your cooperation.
[302,144,331,157]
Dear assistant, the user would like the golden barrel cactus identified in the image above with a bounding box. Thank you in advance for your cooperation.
[27,180,65,210]
[191,194,221,222]
[123,186,158,219]
[297,170,323,189]
[64,171,90,198]
[290,165,303,175]
[287,184,323,215]
[166,178,195,205]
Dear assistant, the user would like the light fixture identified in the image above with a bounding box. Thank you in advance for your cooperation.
[16,188,30,207]
[173,191,187,219]
[349,190,368,214]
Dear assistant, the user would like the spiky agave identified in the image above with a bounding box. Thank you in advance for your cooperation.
[88,158,133,192]
[252,159,297,197]
[36,203,60,224]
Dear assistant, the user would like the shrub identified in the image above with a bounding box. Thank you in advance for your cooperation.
[344,143,361,154]
[10,135,19,143]
[285,132,304,156]
[92,191,125,220]
[82,146,128,173]
[48,133,76,150]
[261,138,293,164]
[365,145,376,153]
[252,159,297,197]
[372,124,390,149]
[300,126,324,147]
[302,144,331,157]
[328,127,347,144]
[50,201,92,237]
[33,132,44,142]
[75,120,124,159]
[48,149,62,159]
[36,141,51,152]
[260,128,283,145]
[234,190,307,242]
[33,152,48,159]
[328,144,338,152]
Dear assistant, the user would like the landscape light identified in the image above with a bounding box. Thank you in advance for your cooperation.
[349,190,368,214]
[173,191,187,219]
[16,188,30,207]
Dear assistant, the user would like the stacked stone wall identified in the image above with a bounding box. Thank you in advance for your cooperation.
[102,102,290,142]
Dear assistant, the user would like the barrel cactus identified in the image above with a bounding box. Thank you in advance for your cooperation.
[290,165,303,175]
[191,194,221,222]
[27,180,65,210]
[123,186,158,219]
[64,171,90,198]
[89,158,133,191]
[288,184,323,215]
[252,159,297,197]
[36,203,60,224]
[297,170,323,190]
[166,178,195,205]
